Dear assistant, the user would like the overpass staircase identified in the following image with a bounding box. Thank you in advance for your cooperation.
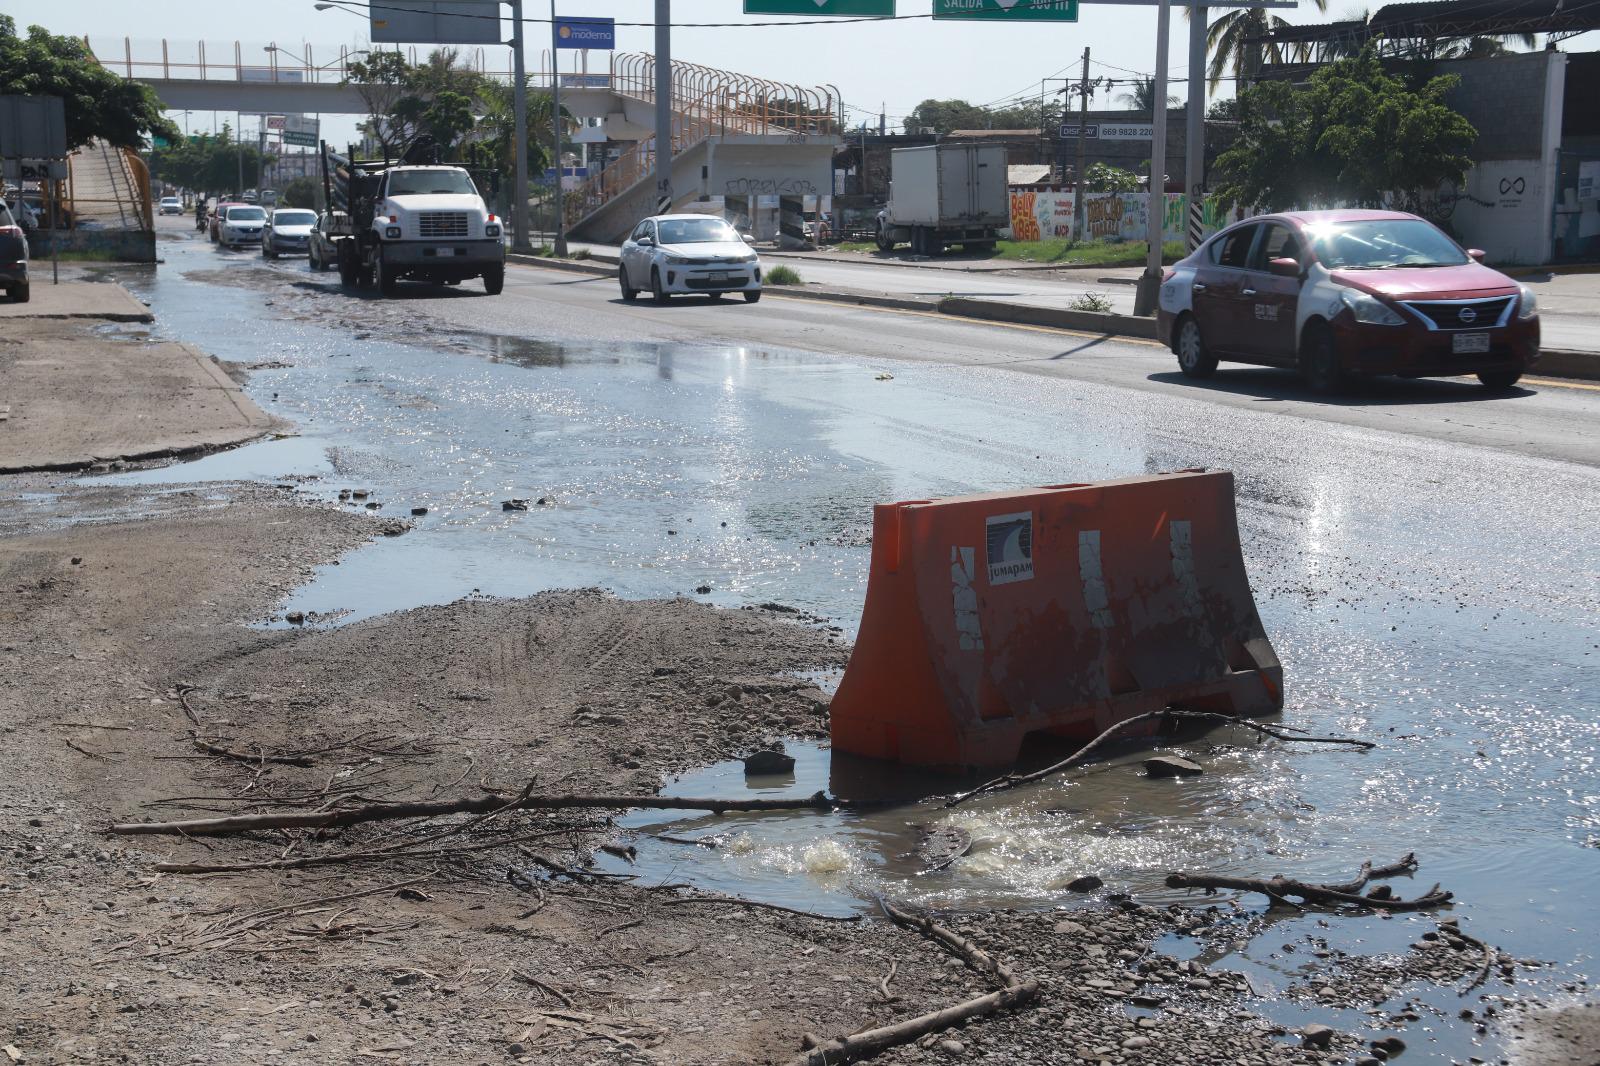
[560,54,839,243]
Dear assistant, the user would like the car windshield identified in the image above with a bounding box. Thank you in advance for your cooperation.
[272,210,316,225]
[1303,218,1469,270]
[656,218,738,245]
[161,197,180,203]
[226,207,266,221]
[387,169,477,196]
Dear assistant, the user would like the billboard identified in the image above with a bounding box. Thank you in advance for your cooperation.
[554,17,615,49]
[370,0,502,45]
[0,96,68,160]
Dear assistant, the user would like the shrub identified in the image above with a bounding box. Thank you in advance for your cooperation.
[765,264,802,285]
[1068,291,1114,314]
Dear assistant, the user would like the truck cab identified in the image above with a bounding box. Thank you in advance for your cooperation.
[339,163,506,296]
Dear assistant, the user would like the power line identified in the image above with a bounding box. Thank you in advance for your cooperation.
[315,0,1077,30]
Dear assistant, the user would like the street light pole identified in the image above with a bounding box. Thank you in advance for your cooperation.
[1185,6,1207,252]
[551,0,568,256]
[653,0,672,214]
[1133,0,1172,317]
[511,0,532,252]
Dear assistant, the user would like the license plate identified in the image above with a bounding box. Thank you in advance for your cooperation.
[437,248,458,256]
[1452,332,1491,354]
[707,272,728,282]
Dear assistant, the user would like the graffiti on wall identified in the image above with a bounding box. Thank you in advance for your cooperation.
[1005,188,1254,244]
[724,177,818,197]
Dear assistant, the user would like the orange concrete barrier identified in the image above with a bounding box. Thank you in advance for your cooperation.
[829,470,1282,772]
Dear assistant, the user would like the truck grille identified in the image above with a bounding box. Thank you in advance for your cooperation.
[1402,297,1514,330]
[418,212,470,239]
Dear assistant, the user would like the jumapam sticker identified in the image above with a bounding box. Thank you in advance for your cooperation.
[985,511,1034,585]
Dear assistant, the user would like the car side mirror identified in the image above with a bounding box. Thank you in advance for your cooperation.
[741,234,755,244]
[1467,248,1486,262]
[1268,257,1301,278]
[637,236,654,247]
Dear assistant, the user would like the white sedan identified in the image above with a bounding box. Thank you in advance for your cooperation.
[618,214,761,303]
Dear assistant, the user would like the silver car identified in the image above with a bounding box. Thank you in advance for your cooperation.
[618,214,761,304]
[263,208,316,259]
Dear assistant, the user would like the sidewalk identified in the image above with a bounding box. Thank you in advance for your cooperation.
[0,283,276,472]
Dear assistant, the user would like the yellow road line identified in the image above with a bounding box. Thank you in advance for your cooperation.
[1523,376,1600,391]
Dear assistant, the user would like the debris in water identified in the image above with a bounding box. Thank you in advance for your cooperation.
[1144,755,1204,778]
[502,499,529,511]
[1062,874,1104,893]
[744,749,796,775]
[914,825,972,871]
[410,506,427,516]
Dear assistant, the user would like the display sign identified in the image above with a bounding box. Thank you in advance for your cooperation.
[267,115,286,131]
[369,0,502,46]
[744,0,895,13]
[282,115,320,148]
[559,74,612,88]
[555,16,615,49]
[934,0,1077,20]
[1059,123,1099,139]
[1580,160,1600,201]
[0,95,68,160]
[1100,123,1154,140]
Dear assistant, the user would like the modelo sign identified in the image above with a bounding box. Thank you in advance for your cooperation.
[555,16,615,49]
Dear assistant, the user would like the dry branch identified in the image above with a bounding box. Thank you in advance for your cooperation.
[662,896,861,923]
[111,790,841,837]
[789,899,1038,1066]
[948,710,1374,808]
[1164,854,1451,912]
[192,739,315,768]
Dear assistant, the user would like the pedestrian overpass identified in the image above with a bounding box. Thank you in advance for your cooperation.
[95,38,840,243]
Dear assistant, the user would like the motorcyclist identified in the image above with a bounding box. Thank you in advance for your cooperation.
[195,198,209,232]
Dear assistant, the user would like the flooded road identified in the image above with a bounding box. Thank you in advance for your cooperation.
[93,229,1600,1058]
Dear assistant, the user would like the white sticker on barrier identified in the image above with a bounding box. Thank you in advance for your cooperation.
[985,512,1034,585]
[950,545,984,651]
[1169,519,1202,616]
[1078,530,1115,629]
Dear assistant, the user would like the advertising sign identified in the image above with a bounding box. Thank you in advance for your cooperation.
[934,0,1077,21]
[745,1,894,13]
[1579,160,1600,201]
[1059,123,1099,139]
[0,95,68,160]
[1099,123,1153,140]
[555,16,615,49]
[369,0,502,46]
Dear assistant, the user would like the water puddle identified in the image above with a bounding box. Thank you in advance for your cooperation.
[79,436,335,486]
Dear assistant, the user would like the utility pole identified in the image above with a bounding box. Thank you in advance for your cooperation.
[511,0,531,252]
[236,111,244,196]
[1184,6,1208,252]
[1073,47,1091,243]
[1133,0,1172,317]
[653,0,672,214]
[551,0,567,255]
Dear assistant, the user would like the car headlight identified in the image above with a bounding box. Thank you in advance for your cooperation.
[385,226,401,239]
[663,254,687,265]
[739,253,758,263]
[485,223,501,237]
[1517,284,1538,320]
[1339,289,1405,326]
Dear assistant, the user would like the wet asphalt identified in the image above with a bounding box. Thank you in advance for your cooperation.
[74,218,1600,1060]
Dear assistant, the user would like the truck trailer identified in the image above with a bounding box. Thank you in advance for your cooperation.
[876,143,1008,256]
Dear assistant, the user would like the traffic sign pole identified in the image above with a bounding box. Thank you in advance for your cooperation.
[552,0,567,255]
[1185,5,1207,251]
[1133,0,1171,317]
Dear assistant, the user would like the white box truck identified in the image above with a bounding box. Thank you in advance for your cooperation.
[876,143,1008,256]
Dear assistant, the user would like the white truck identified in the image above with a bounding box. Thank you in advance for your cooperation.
[875,143,1009,256]
[322,145,505,296]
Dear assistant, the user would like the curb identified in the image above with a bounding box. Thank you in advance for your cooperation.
[503,257,1597,369]
[1535,349,1600,382]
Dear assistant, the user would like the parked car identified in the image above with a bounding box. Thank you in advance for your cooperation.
[0,199,29,303]
[216,204,268,249]
[209,201,244,242]
[308,209,350,273]
[158,196,183,215]
[618,214,761,304]
[262,207,316,259]
[1157,209,1539,392]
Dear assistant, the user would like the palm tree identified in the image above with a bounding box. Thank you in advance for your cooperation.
[1118,76,1180,113]
[1201,0,1329,91]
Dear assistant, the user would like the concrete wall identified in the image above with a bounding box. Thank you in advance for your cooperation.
[1440,53,1567,265]
[27,229,156,263]
[707,140,834,201]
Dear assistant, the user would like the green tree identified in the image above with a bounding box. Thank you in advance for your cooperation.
[1083,162,1140,193]
[346,47,485,158]
[1117,77,1179,114]
[148,126,269,196]
[1212,48,1476,212]
[1200,0,1327,91]
[0,15,177,149]
[281,176,323,210]
[904,97,1062,135]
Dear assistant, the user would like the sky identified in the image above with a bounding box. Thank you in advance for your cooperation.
[10,0,1591,149]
